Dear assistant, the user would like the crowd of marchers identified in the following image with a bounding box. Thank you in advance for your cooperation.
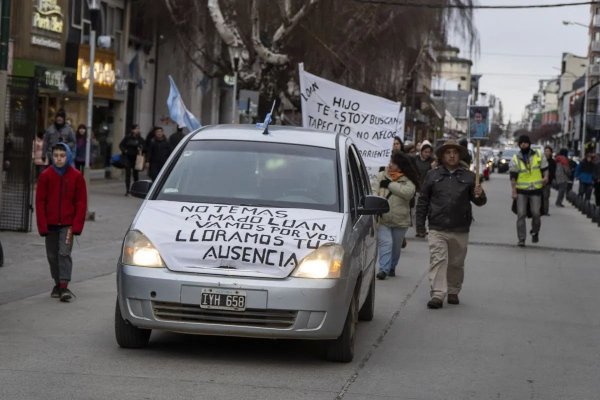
[372,133,600,310]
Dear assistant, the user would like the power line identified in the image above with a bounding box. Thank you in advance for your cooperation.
[353,0,599,9]
[481,52,562,58]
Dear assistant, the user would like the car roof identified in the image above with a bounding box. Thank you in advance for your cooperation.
[189,124,340,149]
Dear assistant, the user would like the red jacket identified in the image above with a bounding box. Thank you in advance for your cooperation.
[35,166,87,236]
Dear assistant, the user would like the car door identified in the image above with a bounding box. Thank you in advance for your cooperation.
[350,145,377,286]
[346,144,373,302]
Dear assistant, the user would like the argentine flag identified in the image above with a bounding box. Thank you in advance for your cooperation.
[167,75,201,131]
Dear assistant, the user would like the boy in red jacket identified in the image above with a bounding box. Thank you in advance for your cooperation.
[36,143,87,302]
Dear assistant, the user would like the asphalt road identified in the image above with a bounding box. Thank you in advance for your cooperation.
[1,173,599,400]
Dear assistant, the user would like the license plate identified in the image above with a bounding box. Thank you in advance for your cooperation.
[200,288,246,311]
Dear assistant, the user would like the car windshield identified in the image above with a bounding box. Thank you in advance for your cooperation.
[155,140,340,212]
[501,149,518,158]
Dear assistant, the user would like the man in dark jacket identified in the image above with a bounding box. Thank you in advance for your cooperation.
[416,140,486,309]
[42,109,76,163]
[145,127,172,181]
[169,126,185,149]
[36,143,87,302]
[541,145,556,215]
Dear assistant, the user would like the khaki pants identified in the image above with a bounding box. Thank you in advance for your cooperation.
[428,230,469,300]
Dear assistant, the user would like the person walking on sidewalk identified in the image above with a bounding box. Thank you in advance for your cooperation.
[372,152,419,280]
[119,124,145,195]
[416,140,486,309]
[42,109,76,164]
[542,145,556,216]
[145,127,172,181]
[575,151,595,202]
[510,135,548,247]
[594,153,600,206]
[554,148,571,207]
[35,143,88,302]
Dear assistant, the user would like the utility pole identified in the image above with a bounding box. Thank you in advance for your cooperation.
[0,0,12,209]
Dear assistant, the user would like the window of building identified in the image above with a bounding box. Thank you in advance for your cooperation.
[72,0,124,59]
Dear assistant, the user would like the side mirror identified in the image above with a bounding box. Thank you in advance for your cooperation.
[358,195,390,216]
[130,180,152,199]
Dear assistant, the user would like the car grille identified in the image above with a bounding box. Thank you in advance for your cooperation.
[152,301,297,328]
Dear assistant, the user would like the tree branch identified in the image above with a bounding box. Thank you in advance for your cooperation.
[207,0,244,48]
[272,0,320,47]
[251,0,289,65]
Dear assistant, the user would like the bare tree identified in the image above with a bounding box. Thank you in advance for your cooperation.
[161,0,478,113]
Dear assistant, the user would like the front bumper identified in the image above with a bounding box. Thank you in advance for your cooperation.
[117,264,352,340]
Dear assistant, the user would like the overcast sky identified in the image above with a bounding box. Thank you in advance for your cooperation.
[466,0,590,124]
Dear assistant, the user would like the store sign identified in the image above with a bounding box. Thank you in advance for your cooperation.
[31,35,61,50]
[77,45,116,99]
[32,0,64,33]
[35,65,76,92]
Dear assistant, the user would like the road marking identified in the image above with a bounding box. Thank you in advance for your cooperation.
[335,269,429,399]
[469,241,600,255]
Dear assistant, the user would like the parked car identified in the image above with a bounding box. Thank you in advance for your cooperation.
[115,125,389,362]
[497,148,519,173]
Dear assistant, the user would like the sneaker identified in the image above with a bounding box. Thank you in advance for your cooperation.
[518,240,525,247]
[532,233,539,243]
[51,286,60,298]
[59,288,74,302]
[376,271,387,280]
[388,270,396,277]
[447,294,460,304]
[427,298,443,309]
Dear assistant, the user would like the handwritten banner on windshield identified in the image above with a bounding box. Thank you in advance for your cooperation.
[299,63,405,179]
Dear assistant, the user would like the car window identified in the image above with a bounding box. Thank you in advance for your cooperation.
[155,140,340,212]
[350,145,372,197]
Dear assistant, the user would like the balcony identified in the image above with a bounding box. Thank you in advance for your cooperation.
[586,113,600,130]
[594,15,600,27]
[590,64,600,77]
[592,40,600,53]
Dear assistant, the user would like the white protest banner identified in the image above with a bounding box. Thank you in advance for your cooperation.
[298,63,405,179]
[134,201,344,278]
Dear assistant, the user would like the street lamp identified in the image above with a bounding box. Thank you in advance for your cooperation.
[85,0,101,220]
[229,46,241,124]
[562,20,588,28]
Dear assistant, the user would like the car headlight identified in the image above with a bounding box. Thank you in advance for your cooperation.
[291,243,344,279]
[500,159,507,164]
[121,230,165,268]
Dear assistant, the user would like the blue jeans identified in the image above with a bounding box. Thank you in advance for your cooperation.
[377,225,408,275]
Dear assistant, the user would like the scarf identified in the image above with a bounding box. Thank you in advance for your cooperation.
[388,171,404,181]
[555,155,568,167]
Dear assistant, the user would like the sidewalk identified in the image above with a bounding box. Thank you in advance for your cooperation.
[0,176,143,305]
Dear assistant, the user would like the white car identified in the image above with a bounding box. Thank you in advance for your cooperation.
[115,124,389,362]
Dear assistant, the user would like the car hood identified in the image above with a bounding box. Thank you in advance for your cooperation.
[132,200,345,278]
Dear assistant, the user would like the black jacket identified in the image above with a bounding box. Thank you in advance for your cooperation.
[119,134,145,161]
[147,138,172,180]
[416,165,487,233]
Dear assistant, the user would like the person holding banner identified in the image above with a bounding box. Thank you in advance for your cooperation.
[372,152,420,280]
[416,140,486,309]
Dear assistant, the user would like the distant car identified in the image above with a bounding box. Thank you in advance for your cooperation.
[115,124,390,362]
[497,148,518,173]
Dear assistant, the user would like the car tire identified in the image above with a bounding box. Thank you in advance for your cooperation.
[325,293,357,363]
[115,298,151,348]
[358,273,375,321]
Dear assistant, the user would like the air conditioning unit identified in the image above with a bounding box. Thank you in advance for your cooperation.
[97,36,112,49]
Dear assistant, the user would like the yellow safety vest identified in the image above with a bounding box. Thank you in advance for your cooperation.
[513,152,543,191]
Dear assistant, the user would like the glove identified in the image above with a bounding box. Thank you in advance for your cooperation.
[379,179,391,189]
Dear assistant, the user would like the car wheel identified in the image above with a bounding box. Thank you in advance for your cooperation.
[325,293,357,362]
[115,298,151,348]
[358,273,375,321]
